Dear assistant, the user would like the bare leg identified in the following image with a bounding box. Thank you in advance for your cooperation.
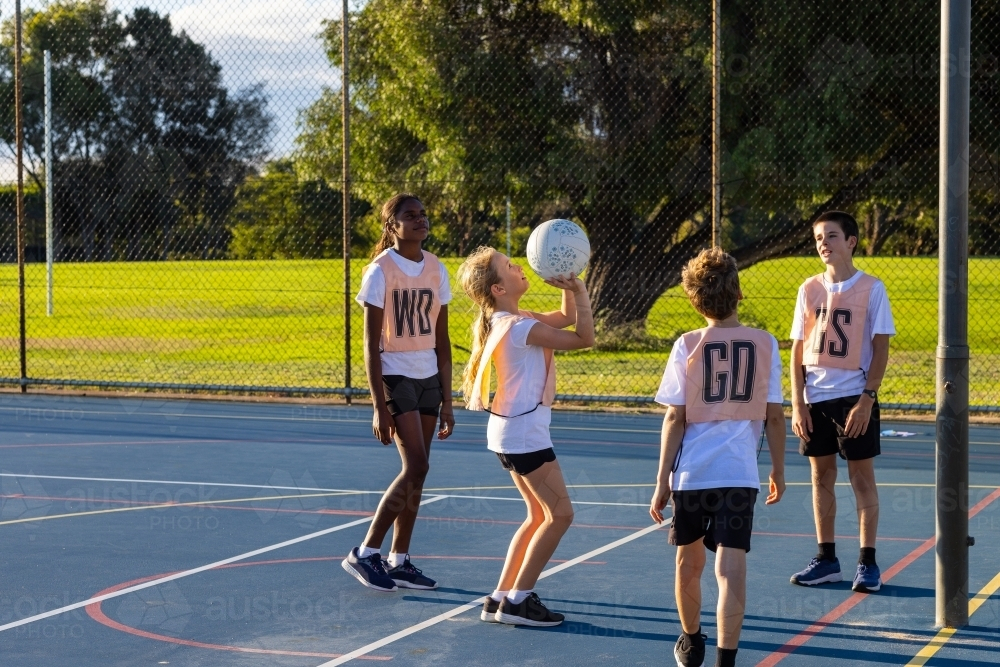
[495,472,546,591]
[847,458,879,549]
[715,546,747,649]
[675,541,706,635]
[509,460,574,591]
[362,411,429,551]
[389,414,437,554]
[810,455,838,544]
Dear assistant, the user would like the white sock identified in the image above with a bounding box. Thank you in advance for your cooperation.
[387,552,407,569]
[490,589,509,603]
[508,589,532,605]
[357,545,380,559]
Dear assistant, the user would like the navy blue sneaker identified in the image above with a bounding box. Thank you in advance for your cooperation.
[853,562,882,592]
[790,557,843,586]
[386,556,437,590]
[342,548,397,591]
[673,630,707,667]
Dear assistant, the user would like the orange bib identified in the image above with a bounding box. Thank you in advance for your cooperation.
[801,273,875,369]
[680,326,773,423]
[369,251,442,353]
[467,312,556,415]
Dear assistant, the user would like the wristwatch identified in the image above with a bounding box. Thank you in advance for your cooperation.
[862,389,877,400]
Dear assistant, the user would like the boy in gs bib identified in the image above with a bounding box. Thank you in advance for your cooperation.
[789,211,895,593]
[650,247,786,667]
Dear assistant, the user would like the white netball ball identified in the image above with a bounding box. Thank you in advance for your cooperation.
[525,219,590,280]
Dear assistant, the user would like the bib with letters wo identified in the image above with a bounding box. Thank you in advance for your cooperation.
[801,273,876,369]
[467,312,556,417]
[369,251,442,353]
[680,325,773,423]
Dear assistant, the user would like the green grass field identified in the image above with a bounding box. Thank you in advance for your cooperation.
[2,257,999,407]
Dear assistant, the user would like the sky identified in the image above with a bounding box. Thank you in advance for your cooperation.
[2,0,355,182]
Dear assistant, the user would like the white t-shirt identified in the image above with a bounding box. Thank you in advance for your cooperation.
[485,312,553,455]
[655,333,783,491]
[355,249,452,379]
[789,270,895,403]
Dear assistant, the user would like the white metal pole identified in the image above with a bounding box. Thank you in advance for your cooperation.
[44,50,53,316]
[506,197,511,257]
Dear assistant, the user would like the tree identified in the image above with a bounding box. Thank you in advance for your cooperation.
[0,1,272,261]
[228,159,373,259]
[299,0,999,328]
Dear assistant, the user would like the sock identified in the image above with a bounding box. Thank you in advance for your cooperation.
[817,542,836,562]
[859,547,877,566]
[685,627,703,642]
[387,552,407,569]
[490,589,509,603]
[357,545,380,559]
[508,589,532,605]
[716,647,738,667]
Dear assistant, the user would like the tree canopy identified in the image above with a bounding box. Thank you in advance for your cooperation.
[298,0,1000,327]
[0,0,272,261]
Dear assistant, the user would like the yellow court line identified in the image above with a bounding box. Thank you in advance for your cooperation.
[0,490,362,527]
[905,570,1000,666]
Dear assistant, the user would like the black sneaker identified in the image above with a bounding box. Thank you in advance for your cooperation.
[674,630,707,667]
[480,597,501,622]
[341,548,397,592]
[494,593,564,627]
[386,556,438,590]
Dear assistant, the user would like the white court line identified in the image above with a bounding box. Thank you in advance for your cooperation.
[0,495,446,635]
[317,521,668,666]
[440,493,648,507]
[0,472,375,495]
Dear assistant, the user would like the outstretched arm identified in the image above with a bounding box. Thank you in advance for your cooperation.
[528,284,576,329]
[525,275,595,351]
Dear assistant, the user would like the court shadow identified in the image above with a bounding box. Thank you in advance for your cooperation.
[878,584,934,598]
[518,620,673,642]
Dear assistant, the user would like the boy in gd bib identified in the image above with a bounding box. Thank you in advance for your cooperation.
[650,247,786,667]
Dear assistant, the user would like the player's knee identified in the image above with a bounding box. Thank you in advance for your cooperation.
[405,458,430,480]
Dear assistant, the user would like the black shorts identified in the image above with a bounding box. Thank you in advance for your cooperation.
[496,448,556,476]
[668,487,758,553]
[382,375,443,417]
[799,395,881,461]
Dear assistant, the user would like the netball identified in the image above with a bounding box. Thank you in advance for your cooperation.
[525,219,591,280]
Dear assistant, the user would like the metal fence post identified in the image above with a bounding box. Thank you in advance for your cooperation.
[45,50,54,317]
[342,0,352,404]
[15,0,27,392]
[711,0,722,248]
[936,0,971,629]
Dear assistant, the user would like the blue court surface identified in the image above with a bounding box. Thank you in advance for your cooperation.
[1,393,999,666]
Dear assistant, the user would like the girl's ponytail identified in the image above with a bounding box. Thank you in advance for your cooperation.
[371,193,420,259]
[457,246,502,403]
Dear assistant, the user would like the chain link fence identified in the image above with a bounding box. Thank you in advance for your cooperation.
[1,0,998,411]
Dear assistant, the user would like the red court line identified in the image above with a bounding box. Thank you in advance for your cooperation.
[756,487,1000,667]
[86,569,392,660]
[755,531,926,543]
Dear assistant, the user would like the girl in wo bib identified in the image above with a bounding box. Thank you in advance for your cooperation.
[457,246,594,627]
[650,247,786,667]
[342,194,455,592]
